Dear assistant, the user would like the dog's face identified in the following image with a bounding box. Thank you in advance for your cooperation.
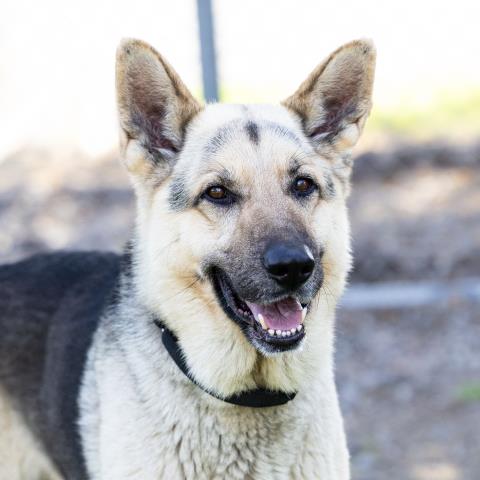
[116,39,375,395]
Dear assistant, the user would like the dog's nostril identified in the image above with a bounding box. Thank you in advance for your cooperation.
[263,242,315,289]
[301,264,313,276]
[268,264,289,278]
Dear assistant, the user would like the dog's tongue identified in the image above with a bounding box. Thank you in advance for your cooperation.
[246,297,303,330]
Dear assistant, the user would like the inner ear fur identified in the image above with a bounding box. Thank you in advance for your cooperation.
[283,39,376,153]
[116,38,202,177]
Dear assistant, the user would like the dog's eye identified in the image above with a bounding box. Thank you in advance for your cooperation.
[203,185,234,205]
[292,177,316,197]
[206,186,227,200]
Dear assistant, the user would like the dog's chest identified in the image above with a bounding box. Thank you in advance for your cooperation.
[80,322,347,479]
[99,393,325,479]
[83,363,331,479]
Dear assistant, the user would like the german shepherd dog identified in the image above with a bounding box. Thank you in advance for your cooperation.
[0,38,375,479]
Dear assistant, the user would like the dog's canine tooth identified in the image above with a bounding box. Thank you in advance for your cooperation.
[258,313,268,330]
[297,325,303,332]
[301,307,307,323]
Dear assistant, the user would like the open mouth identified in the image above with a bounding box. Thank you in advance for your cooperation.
[210,268,307,353]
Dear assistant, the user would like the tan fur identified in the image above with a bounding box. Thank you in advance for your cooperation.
[113,39,375,399]
[131,106,338,395]
[81,38,376,479]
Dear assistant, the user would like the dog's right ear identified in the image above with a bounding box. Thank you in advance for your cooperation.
[116,39,202,182]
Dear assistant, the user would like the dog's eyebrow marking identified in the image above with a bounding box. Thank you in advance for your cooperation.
[168,175,190,211]
[245,121,259,145]
[287,154,316,176]
[204,123,238,156]
[288,158,302,177]
[199,164,236,189]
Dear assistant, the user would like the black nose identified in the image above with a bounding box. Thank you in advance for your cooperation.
[263,242,315,290]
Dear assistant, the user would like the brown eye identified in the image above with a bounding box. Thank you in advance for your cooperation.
[206,186,227,200]
[203,185,235,206]
[293,177,316,197]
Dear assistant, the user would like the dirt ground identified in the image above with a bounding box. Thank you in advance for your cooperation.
[349,142,480,284]
[0,142,479,479]
[338,302,480,480]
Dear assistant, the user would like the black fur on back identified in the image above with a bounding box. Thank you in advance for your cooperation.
[0,251,122,479]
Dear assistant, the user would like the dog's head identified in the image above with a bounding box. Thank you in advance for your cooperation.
[116,39,375,396]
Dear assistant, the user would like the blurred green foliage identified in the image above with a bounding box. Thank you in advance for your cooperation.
[457,382,480,403]
[368,89,480,140]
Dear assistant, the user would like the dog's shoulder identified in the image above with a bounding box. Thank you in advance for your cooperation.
[0,250,122,479]
[0,251,121,371]
[0,250,121,309]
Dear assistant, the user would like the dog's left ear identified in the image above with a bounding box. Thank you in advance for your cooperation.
[116,39,202,181]
[283,39,376,154]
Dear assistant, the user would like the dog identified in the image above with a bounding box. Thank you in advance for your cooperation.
[0,38,375,479]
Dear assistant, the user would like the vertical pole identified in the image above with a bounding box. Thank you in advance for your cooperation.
[196,0,219,102]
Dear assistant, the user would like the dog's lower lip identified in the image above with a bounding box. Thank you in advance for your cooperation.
[210,268,307,351]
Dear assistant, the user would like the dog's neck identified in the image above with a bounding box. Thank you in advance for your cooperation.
[120,245,339,401]
[153,318,297,407]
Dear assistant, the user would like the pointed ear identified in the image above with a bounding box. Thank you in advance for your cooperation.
[283,39,376,153]
[116,39,202,180]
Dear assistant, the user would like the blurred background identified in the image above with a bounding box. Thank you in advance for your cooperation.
[1,1,479,478]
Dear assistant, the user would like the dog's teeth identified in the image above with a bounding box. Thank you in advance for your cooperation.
[290,328,296,333]
[301,307,307,323]
[281,331,287,337]
[268,329,275,336]
[297,324,303,332]
[257,314,268,330]
[275,330,282,336]
[285,331,291,336]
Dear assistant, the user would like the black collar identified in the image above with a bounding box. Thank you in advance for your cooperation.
[154,320,297,408]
